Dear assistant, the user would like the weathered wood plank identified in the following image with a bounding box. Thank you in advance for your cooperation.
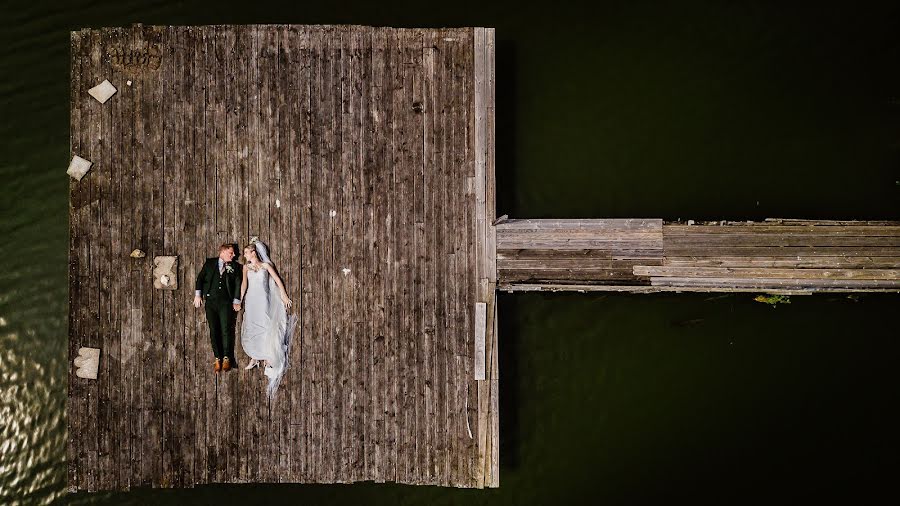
[663,256,900,268]
[432,27,450,486]
[369,26,386,483]
[296,25,309,481]
[445,30,460,487]
[489,289,499,487]
[178,25,198,487]
[634,266,900,280]
[500,218,664,230]
[663,246,900,257]
[665,224,900,236]
[324,24,339,483]
[360,28,375,480]
[305,25,322,483]
[500,283,898,294]
[485,27,497,285]
[159,25,176,488]
[336,24,351,482]
[458,28,478,488]
[650,277,900,289]
[66,28,84,492]
[421,30,437,484]
[410,28,427,484]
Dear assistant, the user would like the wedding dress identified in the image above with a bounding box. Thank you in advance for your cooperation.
[239,241,297,400]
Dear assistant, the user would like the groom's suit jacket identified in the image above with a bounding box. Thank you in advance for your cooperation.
[195,257,243,303]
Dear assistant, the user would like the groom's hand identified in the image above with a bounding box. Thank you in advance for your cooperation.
[193,295,202,308]
[232,303,241,312]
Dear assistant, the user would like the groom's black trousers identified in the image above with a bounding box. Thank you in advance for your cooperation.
[205,296,236,361]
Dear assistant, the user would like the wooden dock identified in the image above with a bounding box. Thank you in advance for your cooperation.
[67,24,498,491]
[497,218,900,294]
[67,22,898,495]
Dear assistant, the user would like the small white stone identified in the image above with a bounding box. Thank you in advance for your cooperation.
[330,210,337,217]
[276,199,281,208]
[67,155,93,181]
[126,80,132,86]
[0,317,6,326]
[87,79,118,104]
[342,267,351,276]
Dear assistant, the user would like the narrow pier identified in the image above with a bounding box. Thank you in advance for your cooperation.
[497,218,900,293]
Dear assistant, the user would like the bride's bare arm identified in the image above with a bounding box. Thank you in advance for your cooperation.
[263,262,292,307]
[240,263,248,302]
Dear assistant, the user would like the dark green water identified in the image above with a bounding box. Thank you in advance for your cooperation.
[2,1,899,504]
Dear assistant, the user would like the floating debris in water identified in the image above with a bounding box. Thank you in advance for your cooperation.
[130,249,146,258]
[753,294,791,307]
[342,267,351,276]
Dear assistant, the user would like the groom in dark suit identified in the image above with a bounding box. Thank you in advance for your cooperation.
[194,243,243,373]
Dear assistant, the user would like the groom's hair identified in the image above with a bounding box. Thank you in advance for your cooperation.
[218,243,236,253]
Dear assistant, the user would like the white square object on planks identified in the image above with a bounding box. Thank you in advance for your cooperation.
[153,256,179,289]
[474,302,487,380]
[67,155,93,181]
[88,79,118,103]
[74,347,101,379]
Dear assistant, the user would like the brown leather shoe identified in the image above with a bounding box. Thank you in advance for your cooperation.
[222,357,231,372]
[213,358,222,373]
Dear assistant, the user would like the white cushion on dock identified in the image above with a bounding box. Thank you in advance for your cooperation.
[67,155,93,181]
[88,79,118,103]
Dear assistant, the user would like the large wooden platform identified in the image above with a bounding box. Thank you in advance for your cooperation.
[67,24,498,491]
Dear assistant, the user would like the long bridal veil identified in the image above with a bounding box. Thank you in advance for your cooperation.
[252,239,298,400]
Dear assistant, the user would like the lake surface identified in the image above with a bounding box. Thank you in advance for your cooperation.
[1,1,898,504]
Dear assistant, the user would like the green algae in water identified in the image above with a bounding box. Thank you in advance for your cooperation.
[753,294,792,307]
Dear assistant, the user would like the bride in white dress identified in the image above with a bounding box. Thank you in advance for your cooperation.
[239,239,297,400]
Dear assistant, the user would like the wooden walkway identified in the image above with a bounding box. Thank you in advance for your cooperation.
[497,219,900,293]
[67,24,498,491]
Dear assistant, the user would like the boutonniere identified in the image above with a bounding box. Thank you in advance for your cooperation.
[225,264,234,274]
